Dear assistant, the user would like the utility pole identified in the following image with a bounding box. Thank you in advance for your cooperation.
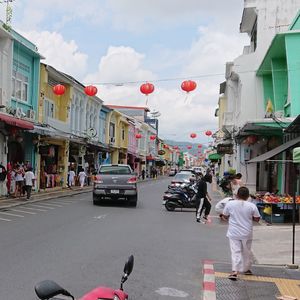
[0,0,14,31]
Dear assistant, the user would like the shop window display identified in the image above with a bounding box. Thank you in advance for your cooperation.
[40,145,61,189]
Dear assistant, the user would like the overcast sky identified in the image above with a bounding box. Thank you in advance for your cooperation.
[4,0,248,144]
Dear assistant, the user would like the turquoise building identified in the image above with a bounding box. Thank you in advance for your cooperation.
[7,29,41,170]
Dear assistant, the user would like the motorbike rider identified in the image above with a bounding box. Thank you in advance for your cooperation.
[195,173,212,223]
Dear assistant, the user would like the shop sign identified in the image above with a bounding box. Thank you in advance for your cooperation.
[217,144,233,155]
[158,150,165,155]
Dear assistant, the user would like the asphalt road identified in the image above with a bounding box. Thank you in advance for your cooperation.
[0,177,229,300]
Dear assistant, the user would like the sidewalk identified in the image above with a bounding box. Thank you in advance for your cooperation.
[205,181,300,299]
[0,176,165,211]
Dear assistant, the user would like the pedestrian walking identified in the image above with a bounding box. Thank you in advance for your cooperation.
[141,169,145,180]
[68,168,76,188]
[14,164,25,198]
[24,167,35,200]
[230,173,244,198]
[222,187,260,280]
[195,173,212,223]
[78,168,86,188]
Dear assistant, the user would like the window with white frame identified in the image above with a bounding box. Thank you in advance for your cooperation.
[12,70,28,102]
[44,99,55,119]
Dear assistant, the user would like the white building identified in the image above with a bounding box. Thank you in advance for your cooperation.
[219,0,300,191]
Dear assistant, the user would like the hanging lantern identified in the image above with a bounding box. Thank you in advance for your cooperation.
[173,146,179,150]
[181,80,197,93]
[187,145,192,150]
[84,85,98,96]
[163,144,169,149]
[140,83,155,96]
[135,133,142,139]
[53,84,66,96]
[205,130,212,136]
[198,144,202,148]
[150,135,156,141]
[190,133,197,139]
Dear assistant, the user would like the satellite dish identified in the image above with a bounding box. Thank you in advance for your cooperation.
[86,127,97,138]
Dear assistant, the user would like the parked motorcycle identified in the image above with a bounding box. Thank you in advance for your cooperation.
[163,183,197,211]
[34,255,134,300]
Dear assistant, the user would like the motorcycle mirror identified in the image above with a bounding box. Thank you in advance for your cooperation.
[35,280,74,300]
[123,255,134,276]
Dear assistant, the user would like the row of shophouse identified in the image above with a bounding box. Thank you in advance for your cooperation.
[0,23,181,196]
[214,0,300,196]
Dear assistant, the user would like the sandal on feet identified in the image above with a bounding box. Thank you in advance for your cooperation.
[228,273,238,280]
[244,270,253,275]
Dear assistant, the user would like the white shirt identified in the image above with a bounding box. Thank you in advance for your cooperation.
[24,171,35,186]
[15,169,24,181]
[215,197,234,214]
[223,200,260,240]
[78,171,86,181]
[69,171,75,180]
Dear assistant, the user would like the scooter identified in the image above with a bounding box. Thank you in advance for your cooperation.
[34,255,134,300]
[163,184,197,211]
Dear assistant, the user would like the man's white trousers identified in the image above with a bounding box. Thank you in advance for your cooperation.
[229,238,253,272]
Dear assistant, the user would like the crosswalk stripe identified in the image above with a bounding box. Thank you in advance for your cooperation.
[0,217,11,221]
[0,212,24,217]
[40,203,63,208]
[11,209,36,215]
[28,204,54,210]
[24,206,47,212]
[51,201,72,205]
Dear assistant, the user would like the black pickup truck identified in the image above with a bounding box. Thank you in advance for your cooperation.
[93,164,138,207]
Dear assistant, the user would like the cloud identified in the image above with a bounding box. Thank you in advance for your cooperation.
[84,46,156,84]
[20,30,88,78]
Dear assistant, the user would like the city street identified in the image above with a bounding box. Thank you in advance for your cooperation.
[0,178,229,300]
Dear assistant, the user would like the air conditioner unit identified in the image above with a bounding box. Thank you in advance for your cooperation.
[27,109,35,120]
[15,107,22,118]
[110,137,115,144]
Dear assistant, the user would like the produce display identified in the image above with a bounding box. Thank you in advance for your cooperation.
[256,194,300,204]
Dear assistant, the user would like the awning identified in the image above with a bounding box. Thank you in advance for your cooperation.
[0,113,34,130]
[208,153,222,161]
[32,125,57,135]
[247,136,300,163]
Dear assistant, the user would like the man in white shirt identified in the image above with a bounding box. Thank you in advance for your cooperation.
[78,169,86,188]
[68,168,76,188]
[223,186,260,280]
[24,167,35,200]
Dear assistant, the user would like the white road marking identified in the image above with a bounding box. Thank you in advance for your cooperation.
[51,201,72,205]
[28,204,54,210]
[10,209,36,215]
[24,206,48,212]
[0,217,12,221]
[37,203,62,208]
[0,212,24,218]
[93,214,107,220]
[155,287,189,297]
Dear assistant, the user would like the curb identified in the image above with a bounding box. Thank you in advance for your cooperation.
[202,260,216,300]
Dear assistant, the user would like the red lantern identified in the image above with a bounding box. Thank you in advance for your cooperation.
[53,84,66,96]
[84,85,98,96]
[150,135,156,141]
[205,130,212,136]
[174,146,179,150]
[135,133,142,139]
[140,83,155,96]
[163,144,169,149]
[198,144,202,148]
[187,145,192,150]
[190,133,197,139]
[181,80,197,93]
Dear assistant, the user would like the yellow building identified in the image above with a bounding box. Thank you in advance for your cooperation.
[105,110,129,164]
[36,64,72,190]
